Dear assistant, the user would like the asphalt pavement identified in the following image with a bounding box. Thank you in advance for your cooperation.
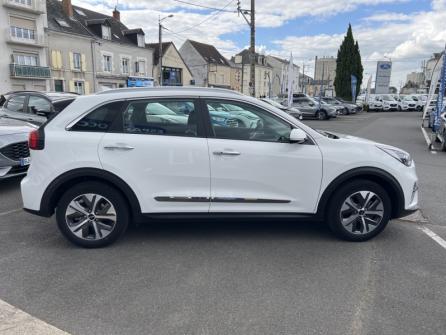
[0,111,445,335]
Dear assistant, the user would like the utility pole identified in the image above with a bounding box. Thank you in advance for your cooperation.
[158,14,174,87]
[237,0,256,97]
[301,62,305,93]
[158,17,162,86]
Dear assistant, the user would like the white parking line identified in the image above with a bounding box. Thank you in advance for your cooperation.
[0,299,70,334]
[419,226,446,250]
[0,208,22,217]
[420,126,432,147]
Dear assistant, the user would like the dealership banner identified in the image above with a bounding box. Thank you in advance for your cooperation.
[434,47,446,132]
[287,53,294,107]
[351,75,357,103]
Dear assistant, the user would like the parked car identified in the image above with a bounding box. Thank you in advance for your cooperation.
[292,96,337,120]
[364,95,384,112]
[376,94,398,111]
[396,95,418,111]
[320,99,344,115]
[0,118,36,179]
[261,98,303,120]
[437,112,446,151]
[0,91,77,125]
[21,87,418,247]
[322,97,361,115]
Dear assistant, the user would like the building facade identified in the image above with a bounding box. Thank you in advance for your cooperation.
[46,0,153,94]
[314,56,336,93]
[179,39,231,89]
[147,41,193,86]
[0,0,50,93]
[232,50,273,98]
[266,55,300,97]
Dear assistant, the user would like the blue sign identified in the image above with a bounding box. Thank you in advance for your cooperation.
[127,77,154,88]
[380,63,392,70]
[434,50,446,132]
[351,75,358,103]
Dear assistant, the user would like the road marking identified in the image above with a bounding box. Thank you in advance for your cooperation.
[0,208,22,217]
[420,126,432,147]
[419,226,446,250]
[0,299,70,334]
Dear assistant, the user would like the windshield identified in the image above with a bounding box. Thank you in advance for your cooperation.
[381,95,395,101]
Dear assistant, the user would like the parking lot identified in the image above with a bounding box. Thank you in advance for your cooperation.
[1,112,446,335]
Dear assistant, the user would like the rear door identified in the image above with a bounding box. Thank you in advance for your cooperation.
[98,98,211,214]
[1,94,32,122]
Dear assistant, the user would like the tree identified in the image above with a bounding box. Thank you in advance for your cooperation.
[334,24,364,101]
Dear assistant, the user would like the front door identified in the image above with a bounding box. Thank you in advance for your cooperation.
[98,98,211,213]
[203,99,323,214]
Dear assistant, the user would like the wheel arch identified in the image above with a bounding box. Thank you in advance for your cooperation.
[39,168,143,221]
[316,167,405,220]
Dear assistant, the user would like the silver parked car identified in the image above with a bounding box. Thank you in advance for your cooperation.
[261,98,303,120]
[0,118,36,179]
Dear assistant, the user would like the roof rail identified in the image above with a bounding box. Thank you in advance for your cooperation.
[96,86,243,96]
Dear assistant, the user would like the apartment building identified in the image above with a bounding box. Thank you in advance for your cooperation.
[266,55,300,97]
[179,39,231,89]
[46,0,154,93]
[314,56,337,91]
[232,50,273,98]
[0,0,50,93]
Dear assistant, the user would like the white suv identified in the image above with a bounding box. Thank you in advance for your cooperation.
[21,88,419,248]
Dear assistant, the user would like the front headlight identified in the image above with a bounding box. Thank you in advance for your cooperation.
[377,145,413,167]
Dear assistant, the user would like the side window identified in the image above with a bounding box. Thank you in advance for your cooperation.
[205,100,292,143]
[123,100,198,137]
[71,101,123,132]
[5,95,27,113]
[28,96,51,114]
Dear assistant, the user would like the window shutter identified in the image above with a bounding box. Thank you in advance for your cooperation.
[51,50,57,69]
[57,51,63,69]
[69,52,74,70]
[119,57,123,74]
[101,55,105,72]
[84,81,90,95]
[69,80,75,93]
[81,54,86,72]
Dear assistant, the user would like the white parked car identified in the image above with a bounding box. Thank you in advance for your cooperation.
[21,87,419,247]
[376,95,399,111]
[397,95,418,111]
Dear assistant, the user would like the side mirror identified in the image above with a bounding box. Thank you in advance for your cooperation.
[290,128,307,144]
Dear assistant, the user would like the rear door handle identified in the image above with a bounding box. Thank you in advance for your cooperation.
[213,150,241,156]
[104,144,135,151]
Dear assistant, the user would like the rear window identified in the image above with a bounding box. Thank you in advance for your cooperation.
[70,101,124,132]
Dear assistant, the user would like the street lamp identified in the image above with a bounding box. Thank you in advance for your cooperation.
[159,14,174,86]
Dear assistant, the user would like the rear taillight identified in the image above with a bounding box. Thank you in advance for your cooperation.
[29,129,45,150]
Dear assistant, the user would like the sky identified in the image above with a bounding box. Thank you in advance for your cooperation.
[71,0,446,88]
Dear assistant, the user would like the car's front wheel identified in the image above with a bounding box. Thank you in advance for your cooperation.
[56,182,129,248]
[316,110,327,120]
[327,180,391,241]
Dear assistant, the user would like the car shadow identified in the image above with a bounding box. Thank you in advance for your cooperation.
[123,218,334,244]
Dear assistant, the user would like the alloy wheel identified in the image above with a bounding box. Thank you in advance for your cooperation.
[339,191,384,235]
[65,193,117,241]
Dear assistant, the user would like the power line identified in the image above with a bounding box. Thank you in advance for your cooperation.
[170,0,236,13]
[170,0,236,34]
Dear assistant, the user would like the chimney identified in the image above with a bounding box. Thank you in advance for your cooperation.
[62,0,73,17]
[113,7,120,21]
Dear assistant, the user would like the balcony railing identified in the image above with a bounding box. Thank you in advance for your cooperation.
[10,64,51,78]
[5,29,45,47]
[2,0,45,13]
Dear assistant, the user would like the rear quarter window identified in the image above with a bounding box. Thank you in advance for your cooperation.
[70,101,124,132]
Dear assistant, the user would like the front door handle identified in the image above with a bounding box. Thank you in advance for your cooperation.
[213,150,241,156]
[104,144,135,151]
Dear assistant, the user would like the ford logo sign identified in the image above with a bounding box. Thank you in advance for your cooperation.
[380,63,391,70]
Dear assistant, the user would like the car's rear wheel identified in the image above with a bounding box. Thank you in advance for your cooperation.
[56,182,129,248]
[344,107,349,115]
[327,180,391,241]
[316,110,327,120]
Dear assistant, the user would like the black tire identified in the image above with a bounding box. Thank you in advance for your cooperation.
[316,110,327,120]
[326,179,391,242]
[56,181,129,248]
[344,107,350,115]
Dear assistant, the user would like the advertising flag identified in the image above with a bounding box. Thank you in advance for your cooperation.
[366,75,372,104]
[434,46,446,132]
[351,75,358,103]
[287,53,294,107]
